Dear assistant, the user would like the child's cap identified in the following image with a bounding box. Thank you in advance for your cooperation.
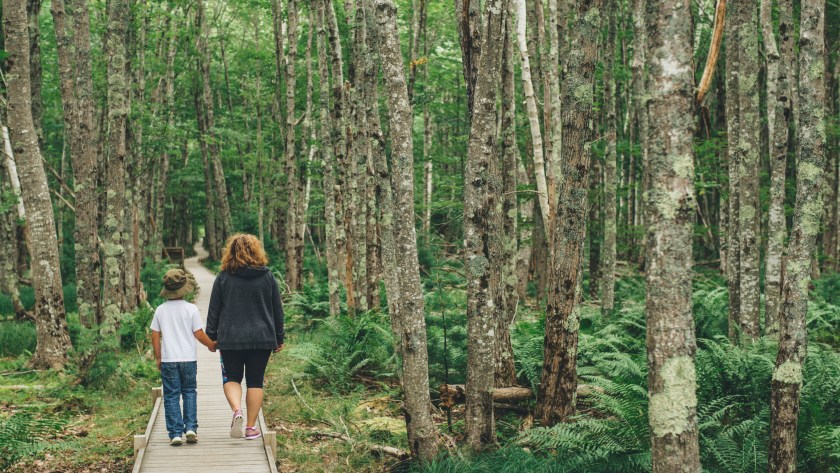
[160,268,196,300]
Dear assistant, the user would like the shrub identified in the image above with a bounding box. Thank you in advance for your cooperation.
[288,310,396,392]
[0,320,36,357]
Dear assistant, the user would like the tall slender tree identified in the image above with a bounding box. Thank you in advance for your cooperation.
[462,0,507,449]
[50,0,101,327]
[537,0,603,426]
[644,0,701,470]
[763,0,794,336]
[102,0,131,332]
[601,0,617,315]
[769,0,826,469]
[373,0,438,460]
[4,0,73,368]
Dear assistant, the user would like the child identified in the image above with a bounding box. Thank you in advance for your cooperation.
[150,268,216,446]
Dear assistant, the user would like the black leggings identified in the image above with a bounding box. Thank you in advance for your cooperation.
[220,349,272,388]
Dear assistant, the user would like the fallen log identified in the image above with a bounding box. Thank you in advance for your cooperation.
[310,430,409,460]
[438,383,603,408]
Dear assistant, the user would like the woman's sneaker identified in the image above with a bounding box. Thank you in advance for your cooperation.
[245,426,262,440]
[230,409,244,438]
[185,430,197,443]
[170,435,184,446]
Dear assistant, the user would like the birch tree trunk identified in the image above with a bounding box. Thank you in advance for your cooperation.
[0,131,27,319]
[601,0,617,315]
[763,0,794,337]
[537,0,603,426]
[349,2,369,312]
[3,0,73,368]
[102,0,131,332]
[514,0,550,233]
[26,0,43,145]
[373,0,438,460]
[769,1,826,469]
[644,0,701,469]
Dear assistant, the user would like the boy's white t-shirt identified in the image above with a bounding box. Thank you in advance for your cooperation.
[150,300,204,362]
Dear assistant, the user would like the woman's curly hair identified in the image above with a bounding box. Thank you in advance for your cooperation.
[220,233,269,272]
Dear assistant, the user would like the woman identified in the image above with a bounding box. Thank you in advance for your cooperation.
[206,234,284,440]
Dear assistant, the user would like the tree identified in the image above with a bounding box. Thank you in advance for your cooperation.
[763,0,794,336]
[726,0,761,342]
[600,0,617,315]
[537,0,603,426]
[102,0,131,332]
[644,0,701,469]
[50,0,101,327]
[372,0,438,461]
[462,0,507,449]
[3,0,73,368]
[769,0,826,469]
[284,0,306,293]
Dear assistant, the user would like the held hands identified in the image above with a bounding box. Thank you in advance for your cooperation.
[208,341,218,353]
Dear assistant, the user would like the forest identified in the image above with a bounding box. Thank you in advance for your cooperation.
[1,0,839,471]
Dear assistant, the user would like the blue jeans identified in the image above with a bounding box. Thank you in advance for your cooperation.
[160,361,198,439]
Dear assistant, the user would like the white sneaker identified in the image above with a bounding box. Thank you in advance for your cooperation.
[170,436,184,446]
[185,430,197,443]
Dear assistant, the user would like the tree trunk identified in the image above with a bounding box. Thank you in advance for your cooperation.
[323,0,350,310]
[462,0,507,449]
[644,0,701,470]
[3,0,73,368]
[537,0,602,427]
[26,0,43,145]
[283,0,305,293]
[0,132,27,319]
[50,0,101,327]
[495,2,518,388]
[600,1,617,315]
[102,0,131,332]
[373,0,439,461]
[315,0,341,316]
[763,0,793,337]
[514,0,550,233]
[724,2,741,342]
[197,0,232,257]
[768,1,825,469]
[734,0,761,342]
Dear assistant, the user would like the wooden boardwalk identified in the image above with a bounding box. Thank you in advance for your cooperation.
[133,244,278,473]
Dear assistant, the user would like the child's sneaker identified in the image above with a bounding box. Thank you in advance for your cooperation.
[245,426,262,440]
[185,430,197,443]
[230,409,244,438]
[170,435,184,446]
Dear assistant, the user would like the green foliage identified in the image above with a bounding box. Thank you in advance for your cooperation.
[0,321,36,356]
[410,446,570,473]
[0,412,66,470]
[286,281,334,330]
[288,310,396,393]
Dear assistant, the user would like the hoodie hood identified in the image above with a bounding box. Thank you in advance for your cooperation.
[231,266,271,279]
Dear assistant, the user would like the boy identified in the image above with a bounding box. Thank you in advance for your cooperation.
[150,268,216,446]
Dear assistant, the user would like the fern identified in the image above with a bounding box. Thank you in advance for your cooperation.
[0,412,66,470]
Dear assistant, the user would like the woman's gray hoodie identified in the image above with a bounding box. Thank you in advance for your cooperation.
[206,266,285,350]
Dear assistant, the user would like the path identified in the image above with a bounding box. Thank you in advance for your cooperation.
[133,243,277,473]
